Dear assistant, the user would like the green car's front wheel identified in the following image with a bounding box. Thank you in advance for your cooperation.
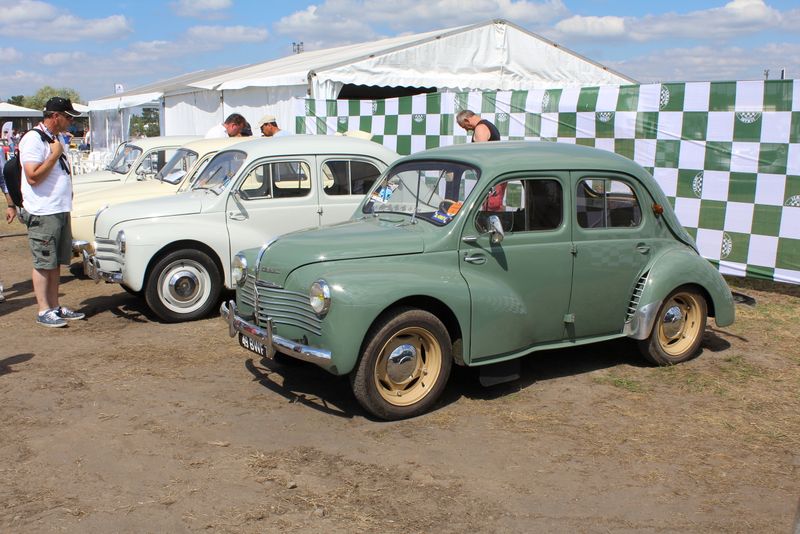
[351,308,452,420]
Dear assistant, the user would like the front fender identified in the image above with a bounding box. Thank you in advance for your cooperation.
[282,252,470,375]
[627,247,735,340]
[111,213,230,292]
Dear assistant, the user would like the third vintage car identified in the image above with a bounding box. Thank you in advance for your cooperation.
[86,135,399,322]
[222,141,735,420]
[71,136,248,257]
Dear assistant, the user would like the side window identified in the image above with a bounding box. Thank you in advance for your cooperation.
[239,161,311,200]
[476,178,563,233]
[576,178,642,229]
[323,160,382,196]
[137,149,175,175]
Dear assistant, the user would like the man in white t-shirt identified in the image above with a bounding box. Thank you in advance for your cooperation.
[257,114,286,137]
[19,96,85,327]
[205,113,247,138]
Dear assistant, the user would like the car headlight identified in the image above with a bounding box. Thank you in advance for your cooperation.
[232,254,247,286]
[115,230,126,255]
[309,280,331,317]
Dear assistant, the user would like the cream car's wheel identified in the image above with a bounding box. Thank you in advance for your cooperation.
[639,287,707,365]
[351,308,452,420]
[145,250,221,323]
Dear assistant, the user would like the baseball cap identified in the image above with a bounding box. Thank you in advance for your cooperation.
[44,96,80,117]
[258,114,277,127]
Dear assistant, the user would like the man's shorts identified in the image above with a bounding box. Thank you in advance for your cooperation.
[24,212,73,270]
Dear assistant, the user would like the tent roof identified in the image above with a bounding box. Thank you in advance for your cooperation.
[190,19,635,92]
[88,66,243,110]
[0,102,43,118]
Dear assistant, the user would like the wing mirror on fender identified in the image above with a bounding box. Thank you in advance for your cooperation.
[488,214,504,244]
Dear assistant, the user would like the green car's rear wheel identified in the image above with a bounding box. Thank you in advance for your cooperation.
[639,287,707,365]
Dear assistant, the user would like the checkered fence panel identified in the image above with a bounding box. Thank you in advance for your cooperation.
[295,80,800,284]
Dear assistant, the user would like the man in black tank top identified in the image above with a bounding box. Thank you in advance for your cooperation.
[456,110,501,142]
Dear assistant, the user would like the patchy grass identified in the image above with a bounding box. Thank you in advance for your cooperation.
[592,373,646,393]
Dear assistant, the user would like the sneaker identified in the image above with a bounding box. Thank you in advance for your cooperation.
[56,306,85,321]
[37,309,67,328]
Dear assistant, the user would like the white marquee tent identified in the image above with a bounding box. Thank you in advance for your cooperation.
[89,19,635,143]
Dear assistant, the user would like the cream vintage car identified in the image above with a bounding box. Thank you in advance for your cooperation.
[72,137,248,256]
[73,136,199,194]
[86,135,399,322]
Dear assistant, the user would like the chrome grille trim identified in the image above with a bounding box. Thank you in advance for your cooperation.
[254,283,322,335]
[625,273,648,322]
[93,237,124,268]
[239,273,257,308]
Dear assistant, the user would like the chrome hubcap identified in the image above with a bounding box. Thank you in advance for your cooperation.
[386,343,418,383]
[169,270,200,302]
[661,305,685,340]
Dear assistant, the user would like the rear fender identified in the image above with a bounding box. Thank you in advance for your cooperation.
[624,248,734,340]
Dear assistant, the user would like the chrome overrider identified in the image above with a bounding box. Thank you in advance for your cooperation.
[83,249,124,284]
[220,299,333,368]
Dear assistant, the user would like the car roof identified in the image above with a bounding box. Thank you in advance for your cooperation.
[399,141,648,177]
[177,136,250,156]
[222,135,399,163]
[124,135,201,150]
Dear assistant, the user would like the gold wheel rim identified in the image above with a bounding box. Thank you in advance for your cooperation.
[657,292,702,357]
[373,326,443,407]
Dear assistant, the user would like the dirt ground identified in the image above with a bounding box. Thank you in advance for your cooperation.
[1,219,799,534]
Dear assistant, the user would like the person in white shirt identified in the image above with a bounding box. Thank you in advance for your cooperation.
[257,114,286,137]
[205,113,247,138]
[19,96,85,327]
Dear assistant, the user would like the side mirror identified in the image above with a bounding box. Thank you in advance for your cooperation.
[488,214,504,244]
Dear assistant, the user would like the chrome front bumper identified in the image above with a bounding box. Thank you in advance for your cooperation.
[220,299,332,368]
[83,250,123,284]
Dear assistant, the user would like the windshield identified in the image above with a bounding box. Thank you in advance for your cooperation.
[155,148,198,185]
[191,150,247,194]
[107,143,142,174]
[362,161,480,225]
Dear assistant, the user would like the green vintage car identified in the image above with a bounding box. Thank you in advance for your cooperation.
[221,142,735,420]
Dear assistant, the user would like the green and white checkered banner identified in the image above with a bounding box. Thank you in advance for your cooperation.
[295,80,800,285]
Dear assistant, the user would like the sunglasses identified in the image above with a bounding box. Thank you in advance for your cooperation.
[59,112,75,121]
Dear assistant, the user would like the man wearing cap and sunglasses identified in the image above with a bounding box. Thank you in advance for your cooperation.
[19,96,85,327]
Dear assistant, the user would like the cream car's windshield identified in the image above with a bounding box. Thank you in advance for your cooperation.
[192,150,247,194]
[107,144,142,174]
[362,161,480,225]
[155,148,198,185]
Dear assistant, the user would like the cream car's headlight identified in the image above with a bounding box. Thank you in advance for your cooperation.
[232,254,247,286]
[309,280,331,317]
[116,230,126,255]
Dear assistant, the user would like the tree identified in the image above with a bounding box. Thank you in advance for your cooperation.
[7,95,25,106]
[23,86,82,111]
[129,107,160,138]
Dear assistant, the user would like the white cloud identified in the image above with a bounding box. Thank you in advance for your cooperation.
[2,0,58,23]
[275,0,568,45]
[186,25,269,43]
[0,1,132,42]
[610,42,800,83]
[555,15,625,38]
[0,48,23,62]
[0,70,48,97]
[116,25,267,65]
[552,0,785,42]
[172,0,232,18]
[41,52,89,66]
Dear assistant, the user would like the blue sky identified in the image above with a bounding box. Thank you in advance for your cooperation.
[2,0,798,102]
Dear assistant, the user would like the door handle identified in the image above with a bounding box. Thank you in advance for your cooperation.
[636,244,650,254]
[463,253,486,265]
[228,212,247,221]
